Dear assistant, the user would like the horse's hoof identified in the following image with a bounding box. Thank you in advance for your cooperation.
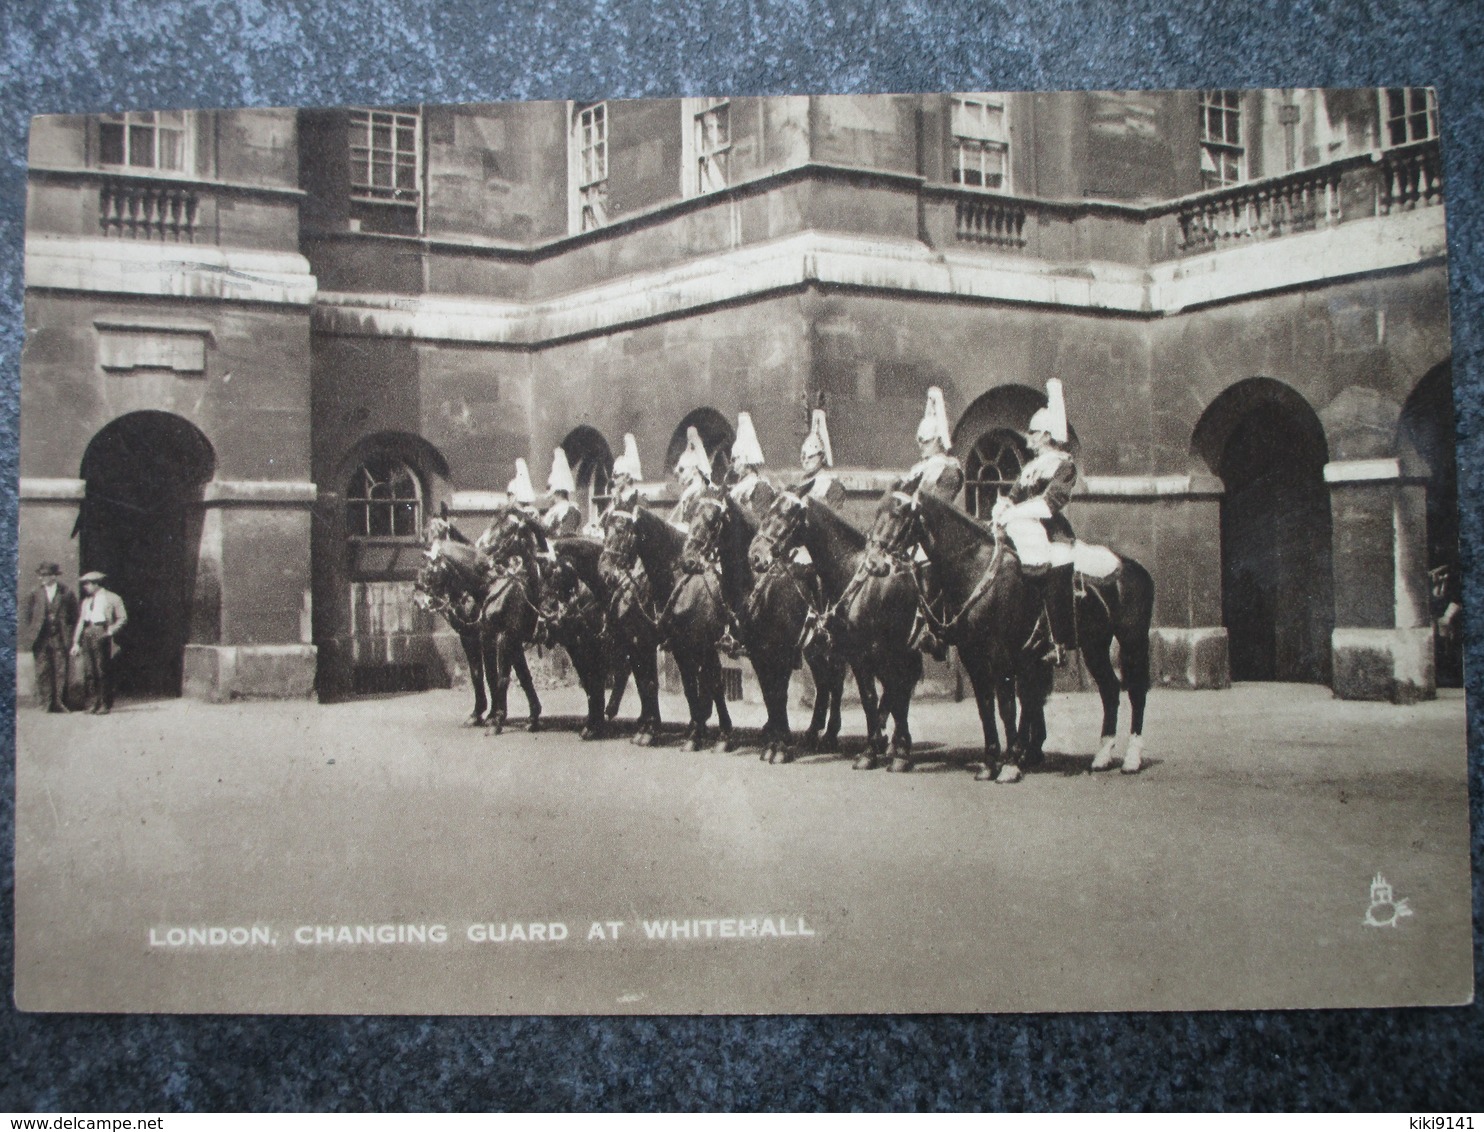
[580,724,603,741]
[526,717,542,734]
[1121,737,1146,775]
[759,744,772,762]
[774,745,796,765]
[713,733,735,754]
[632,730,654,748]
[852,755,878,771]
[818,734,840,754]
[1091,736,1118,772]
[462,715,483,729]
[975,764,997,782]
[800,731,820,753]
[888,757,912,774]
[686,736,707,753]
[1022,747,1045,770]
[995,763,1023,785]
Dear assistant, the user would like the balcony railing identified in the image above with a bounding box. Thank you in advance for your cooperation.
[954,197,1028,248]
[99,177,199,241]
[1175,165,1346,251]
[1378,140,1444,213]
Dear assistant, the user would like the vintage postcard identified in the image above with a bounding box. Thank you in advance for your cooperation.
[14,88,1470,1014]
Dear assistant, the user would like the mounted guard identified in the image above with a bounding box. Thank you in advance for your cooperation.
[607,433,646,515]
[798,408,847,511]
[543,447,584,538]
[727,412,776,522]
[902,387,965,661]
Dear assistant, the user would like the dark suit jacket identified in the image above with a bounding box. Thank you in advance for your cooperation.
[24,583,78,651]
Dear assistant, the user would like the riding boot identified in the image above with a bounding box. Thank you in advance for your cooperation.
[1043,563,1076,667]
[909,562,949,661]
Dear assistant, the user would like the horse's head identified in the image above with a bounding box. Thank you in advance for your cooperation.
[868,489,924,561]
[598,506,640,582]
[749,490,807,574]
[477,507,532,562]
[681,487,728,565]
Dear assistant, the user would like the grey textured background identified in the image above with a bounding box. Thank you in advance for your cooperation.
[1,0,1481,1110]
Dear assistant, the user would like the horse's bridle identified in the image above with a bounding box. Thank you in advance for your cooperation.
[599,509,661,630]
[875,490,1005,642]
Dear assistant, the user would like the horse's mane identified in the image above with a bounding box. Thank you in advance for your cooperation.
[635,505,687,557]
[916,492,995,563]
[805,496,866,552]
[550,535,607,597]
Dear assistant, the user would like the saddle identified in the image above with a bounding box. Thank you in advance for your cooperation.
[1070,540,1121,583]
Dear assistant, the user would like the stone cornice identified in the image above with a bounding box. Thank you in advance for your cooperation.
[312,210,1445,346]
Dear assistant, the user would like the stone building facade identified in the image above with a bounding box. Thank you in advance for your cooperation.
[19,89,1454,704]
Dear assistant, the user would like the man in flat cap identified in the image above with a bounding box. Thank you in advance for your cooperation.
[23,562,78,712]
[71,570,127,715]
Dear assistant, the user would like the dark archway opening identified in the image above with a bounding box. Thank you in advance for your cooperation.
[561,425,614,525]
[665,408,733,486]
[1195,380,1333,683]
[79,412,215,697]
[1400,361,1461,687]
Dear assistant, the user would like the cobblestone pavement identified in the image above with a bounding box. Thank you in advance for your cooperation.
[14,683,1472,1015]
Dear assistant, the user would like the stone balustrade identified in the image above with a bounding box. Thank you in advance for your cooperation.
[99,177,199,241]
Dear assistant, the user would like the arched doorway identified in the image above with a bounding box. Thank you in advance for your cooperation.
[1399,361,1461,687]
[665,408,733,485]
[561,426,615,524]
[1193,379,1333,683]
[79,412,215,697]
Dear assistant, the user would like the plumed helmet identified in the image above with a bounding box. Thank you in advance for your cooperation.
[547,447,577,495]
[731,412,766,467]
[613,433,643,481]
[674,426,712,481]
[800,409,834,467]
[506,458,537,505]
[1027,379,1069,444]
[915,386,953,450]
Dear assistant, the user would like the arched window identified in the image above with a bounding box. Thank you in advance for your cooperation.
[346,456,423,539]
[561,426,615,523]
[665,408,734,486]
[963,429,1029,519]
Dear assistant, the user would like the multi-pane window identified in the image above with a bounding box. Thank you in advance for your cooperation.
[575,102,609,231]
[950,95,1009,191]
[964,429,1029,520]
[695,98,730,193]
[98,111,190,172]
[1382,88,1438,147]
[346,457,423,539]
[1199,90,1245,188]
[348,109,420,206]
[576,453,613,522]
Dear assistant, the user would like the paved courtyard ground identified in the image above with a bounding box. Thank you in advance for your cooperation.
[14,682,1473,1015]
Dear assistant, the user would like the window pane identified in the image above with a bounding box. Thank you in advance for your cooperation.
[128,124,154,166]
[157,129,183,170]
[1389,119,1408,147]
[99,122,125,165]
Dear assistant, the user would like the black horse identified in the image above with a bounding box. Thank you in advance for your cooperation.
[533,534,617,740]
[881,490,1156,779]
[596,505,677,747]
[749,491,924,771]
[414,527,542,733]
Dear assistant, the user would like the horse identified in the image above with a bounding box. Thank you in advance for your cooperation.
[749,490,926,772]
[651,486,743,751]
[881,489,1156,779]
[413,526,542,733]
[735,495,848,763]
[596,504,675,747]
[533,534,617,740]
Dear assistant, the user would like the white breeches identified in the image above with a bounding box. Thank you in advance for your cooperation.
[1004,517,1074,570]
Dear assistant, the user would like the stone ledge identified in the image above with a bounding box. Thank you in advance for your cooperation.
[1331,627,1435,704]
[19,477,85,502]
[202,480,318,505]
[1150,627,1231,689]
[183,644,317,702]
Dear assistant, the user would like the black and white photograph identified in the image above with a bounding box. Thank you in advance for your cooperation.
[13,87,1471,1015]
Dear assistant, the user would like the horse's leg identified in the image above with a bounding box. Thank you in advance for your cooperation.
[576,638,607,739]
[995,673,1017,762]
[511,642,542,732]
[708,650,736,753]
[605,641,630,720]
[851,664,883,769]
[678,650,709,751]
[1083,633,1123,771]
[965,660,1006,782]
[631,643,661,746]
[824,659,844,751]
[761,662,796,763]
[801,653,830,752]
[460,630,487,726]
[485,631,512,736]
[1119,624,1151,774]
[884,661,919,773]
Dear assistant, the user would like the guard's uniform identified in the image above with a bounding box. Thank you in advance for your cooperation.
[804,472,847,510]
[998,448,1078,570]
[728,471,776,521]
[669,478,711,531]
[902,451,965,504]
[542,498,583,538]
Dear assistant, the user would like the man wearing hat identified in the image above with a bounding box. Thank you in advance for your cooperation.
[606,433,646,516]
[543,447,584,538]
[24,562,78,712]
[797,408,847,510]
[991,378,1080,665]
[668,426,714,532]
[902,388,965,660]
[727,412,776,522]
[70,570,127,714]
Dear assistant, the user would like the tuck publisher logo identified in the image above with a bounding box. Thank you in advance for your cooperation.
[1364,872,1413,928]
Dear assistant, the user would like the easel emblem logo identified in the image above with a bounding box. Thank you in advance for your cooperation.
[1364,873,1413,928]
